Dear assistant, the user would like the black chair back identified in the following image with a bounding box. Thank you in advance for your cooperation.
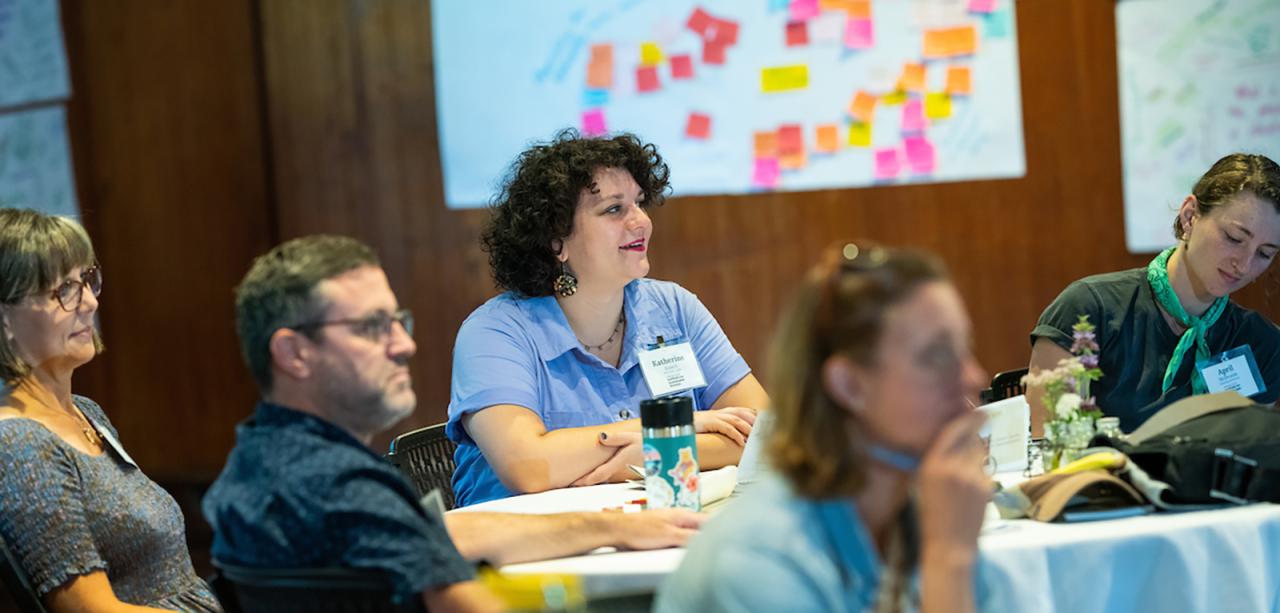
[386,423,458,509]
[0,535,48,613]
[979,367,1030,404]
[212,562,424,613]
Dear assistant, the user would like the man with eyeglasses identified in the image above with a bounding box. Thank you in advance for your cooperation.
[203,235,703,611]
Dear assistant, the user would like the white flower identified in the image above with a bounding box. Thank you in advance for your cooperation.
[1055,393,1082,420]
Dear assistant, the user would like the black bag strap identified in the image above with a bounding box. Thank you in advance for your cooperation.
[1209,448,1280,504]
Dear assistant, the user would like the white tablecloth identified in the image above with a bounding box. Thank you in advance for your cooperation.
[451,477,1280,612]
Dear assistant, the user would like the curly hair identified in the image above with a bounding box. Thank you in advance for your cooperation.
[481,129,671,297]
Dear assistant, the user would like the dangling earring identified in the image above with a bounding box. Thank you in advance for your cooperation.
[553,263,578,297]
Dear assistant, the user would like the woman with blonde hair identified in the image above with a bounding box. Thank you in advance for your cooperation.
[657,243,992,612]
[0,208,219,611]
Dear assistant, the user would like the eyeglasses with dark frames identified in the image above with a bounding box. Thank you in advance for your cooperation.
[292,308,414,342]
[47,266,103,312]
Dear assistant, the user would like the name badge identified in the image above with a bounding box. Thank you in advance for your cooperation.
[638,340,707,398]
[91,422,139,468]
[1196,345,1266,397]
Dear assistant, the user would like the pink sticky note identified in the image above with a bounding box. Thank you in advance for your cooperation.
[874,148,901,180]
[670,54,695,79]
[968,0,997,13]
[753,157,781,188]
[703,41,726,65]
[790,0,820,21]
[786,21,809,47]
[844,17,873,49]
[901,98,926,133]
[710,19,740,45]
[686,112,712,140]
[636,66,661,93]
[904,136,937,173]
[581,109,607,137]
[687,7,714,36]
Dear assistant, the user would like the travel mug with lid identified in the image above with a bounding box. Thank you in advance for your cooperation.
[640,396,700,511]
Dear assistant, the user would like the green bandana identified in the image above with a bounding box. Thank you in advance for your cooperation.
[1146,247,1228,395]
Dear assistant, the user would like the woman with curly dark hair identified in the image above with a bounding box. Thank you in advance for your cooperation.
[445,130,769,506]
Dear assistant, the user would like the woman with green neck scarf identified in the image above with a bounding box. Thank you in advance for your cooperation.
[1029,153,1280,434]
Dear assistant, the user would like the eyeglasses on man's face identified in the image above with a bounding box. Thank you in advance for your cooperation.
[47,266,103,312]
[292,308,414,342]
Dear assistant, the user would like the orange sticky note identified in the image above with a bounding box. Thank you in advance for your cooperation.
[587,60,613,89]
[815,124,840,153]
[590,44,613,64]
[897,63,925,93]
[924,26,978,59]
[848,121,872,147]
[820,0,871,18]
[780,150,808,170]
[848,90,876,123]
[761,65,810,93]
[640,42,664,66]
[754,131,779,158]
[924,92,952,119]
[946,66,972,95]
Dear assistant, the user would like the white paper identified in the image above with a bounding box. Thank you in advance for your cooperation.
[978,394,1029,472]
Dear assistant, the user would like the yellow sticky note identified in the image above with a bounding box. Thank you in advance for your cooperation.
[761,65,809,93]
[848,121,872,147]
[897,63,925,93]
[880,90,908,106]
[815,124,840,153]
[820,0,871,17]
[925,92,952,119]
[640,42,663,66]
[945,66,972,95]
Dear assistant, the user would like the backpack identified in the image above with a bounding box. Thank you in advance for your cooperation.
[1095,392,1280,505]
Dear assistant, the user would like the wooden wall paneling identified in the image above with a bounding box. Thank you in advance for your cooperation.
[61,0,274,479]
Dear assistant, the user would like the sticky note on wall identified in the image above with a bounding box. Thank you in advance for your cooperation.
[790,0,820,21]
[874,148,901,179]
[848,121,872,147]
[849,90,876,123]
[761,65,810,93]
[815,124,840,152]
[754,131,779,158]
[901,98,927,132]
[686,112,712,139]
[587,44,613,89]
[923,26,978,59]
[670,54,695,80]
[640,42,664,66]
[844,17,873,49]
[968,0,997,13]
[904,136,937,173]
[778,124,804,154]
[582,109,607,136]
[897,63,925,93]
[786,21,810,47]
[925,92,952,119]
[636,66,661,93]
[753,157,781,188]
[945,66,972,95]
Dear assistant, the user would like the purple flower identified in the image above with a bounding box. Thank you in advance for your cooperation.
[1080,354,1099,369]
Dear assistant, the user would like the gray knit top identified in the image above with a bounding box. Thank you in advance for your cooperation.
[0,395,220,611]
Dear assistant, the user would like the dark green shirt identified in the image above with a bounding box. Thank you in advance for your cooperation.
[1032,268,1280,431]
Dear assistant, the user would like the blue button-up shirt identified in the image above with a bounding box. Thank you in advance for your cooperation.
[447,279,752,506]
[202,402,474,597]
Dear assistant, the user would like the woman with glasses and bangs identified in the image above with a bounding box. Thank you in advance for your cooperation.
[0,208,220,612]
[657,243,994,613]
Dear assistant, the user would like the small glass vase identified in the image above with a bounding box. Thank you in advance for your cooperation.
[1047,418,1096,470]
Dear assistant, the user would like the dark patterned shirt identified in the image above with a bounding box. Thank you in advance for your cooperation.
[202,402,474,597]
[0,395,220,610]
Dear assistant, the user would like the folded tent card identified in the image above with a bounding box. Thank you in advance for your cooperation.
[978,394,1030,473]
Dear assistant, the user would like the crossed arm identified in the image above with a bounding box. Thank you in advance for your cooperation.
[461,374,770,494]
